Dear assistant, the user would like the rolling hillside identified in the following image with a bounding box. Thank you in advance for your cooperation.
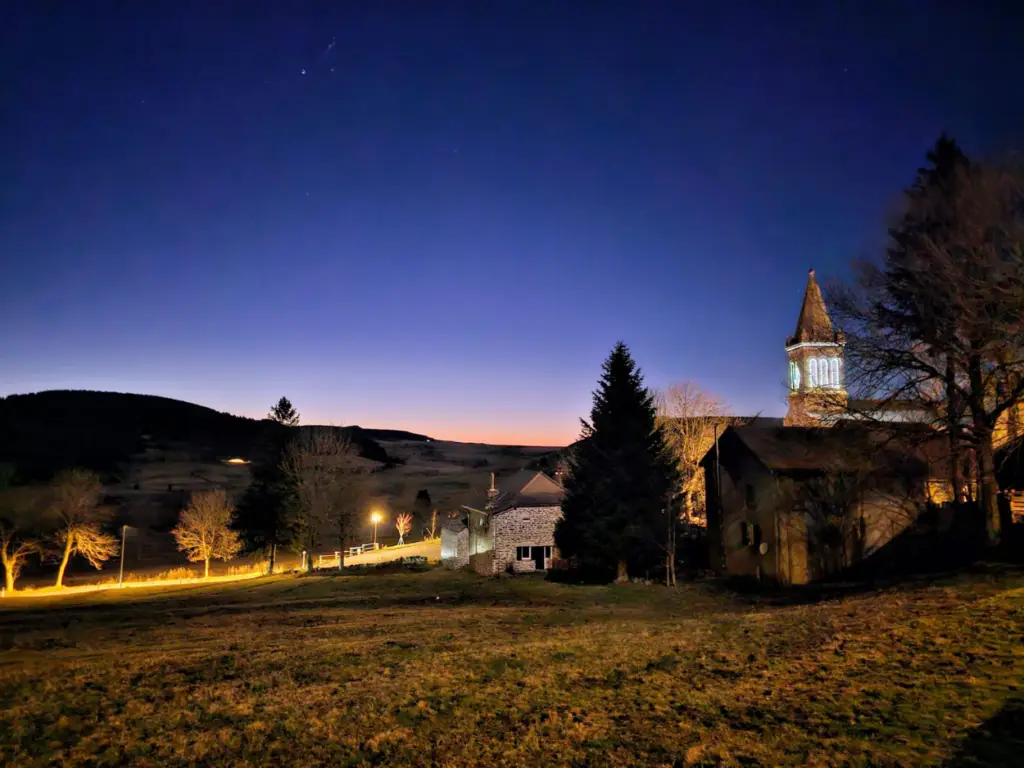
[0,390,564,583]
[0,390,563,531]
[0,390,390,481]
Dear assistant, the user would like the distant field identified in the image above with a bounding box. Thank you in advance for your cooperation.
[367,438,559,516]
[1,568,1022,766]
[106,438,558,530]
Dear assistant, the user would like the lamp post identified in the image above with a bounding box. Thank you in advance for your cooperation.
[118,525,129,587]
[371,511,383,546]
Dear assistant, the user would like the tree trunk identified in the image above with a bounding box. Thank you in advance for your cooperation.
[3,556,13,593]
[204,557,210,578]
[976,437,1001,546]
[945,361,963,503]
[55,533,74,588]
[967,355,1000,546]
[666,505,676,587]
[665,522,672,587]
[268,542,276,575]
[616,559,629,583]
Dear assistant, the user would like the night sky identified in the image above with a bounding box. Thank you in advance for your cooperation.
[3,3,1022,445]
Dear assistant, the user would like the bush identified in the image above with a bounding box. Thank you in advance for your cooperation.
[546,562,615,585]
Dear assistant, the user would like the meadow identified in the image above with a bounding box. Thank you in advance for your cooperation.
[1,567,1022,767]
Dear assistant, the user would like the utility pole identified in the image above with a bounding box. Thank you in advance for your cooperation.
[118,525,128,587]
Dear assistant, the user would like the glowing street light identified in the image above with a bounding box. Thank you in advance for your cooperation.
[370,511,383,546]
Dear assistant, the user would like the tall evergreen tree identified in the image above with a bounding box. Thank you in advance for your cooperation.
[234,426,295,572]
[884,134,971,503]
[412,488,432,530]
[268,396,300,427]
[555,342,678,582]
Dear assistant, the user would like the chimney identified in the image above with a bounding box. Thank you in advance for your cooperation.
[485,472,499,509]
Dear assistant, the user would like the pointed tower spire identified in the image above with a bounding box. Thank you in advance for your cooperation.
[787,268,838,346]
[785,268,847,426]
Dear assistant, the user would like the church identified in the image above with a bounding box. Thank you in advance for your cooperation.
[702,269,963,585]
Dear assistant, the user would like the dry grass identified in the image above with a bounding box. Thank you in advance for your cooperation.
[1,568,1022,767]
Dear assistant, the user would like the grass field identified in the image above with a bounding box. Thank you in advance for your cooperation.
[1,568,1022,767]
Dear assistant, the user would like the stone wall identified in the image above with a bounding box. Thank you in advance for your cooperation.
[441,527,469,569]
[469,551,494,576]
[490,506,562,575]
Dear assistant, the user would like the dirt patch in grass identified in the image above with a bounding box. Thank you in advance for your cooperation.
[1,569,1022,766]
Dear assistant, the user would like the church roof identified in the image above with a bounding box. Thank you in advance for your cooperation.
[787,269,839,346]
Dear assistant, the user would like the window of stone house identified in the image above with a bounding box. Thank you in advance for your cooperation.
[739,522,750,546]
[751,523,762,550]
[516,546,531,560]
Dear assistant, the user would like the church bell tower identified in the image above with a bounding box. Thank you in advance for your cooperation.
[785,269,847,426]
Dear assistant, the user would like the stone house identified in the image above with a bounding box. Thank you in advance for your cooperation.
[444,470,565,575]
[701,423,954,585]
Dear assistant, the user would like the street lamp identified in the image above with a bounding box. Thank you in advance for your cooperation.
[370,511,383,546]
[118,525,132,587]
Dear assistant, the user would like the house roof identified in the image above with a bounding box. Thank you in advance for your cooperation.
[704,423,951,478]
[488,469,565,514]
[787,269,839,347]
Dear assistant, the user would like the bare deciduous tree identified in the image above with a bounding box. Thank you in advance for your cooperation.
[172,489,243,578]
[423,508,439,540]
[0,494,41,593]
[831,153,1024,544]
[281,427,365,570]
[50,469,118,587]
[655,382,730,586]
[656,382,730,522]
[395,513,412,545]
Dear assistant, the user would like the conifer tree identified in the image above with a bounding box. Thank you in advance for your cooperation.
[268,396,300,427]
[555,342,678,582]
[235,425,296,573]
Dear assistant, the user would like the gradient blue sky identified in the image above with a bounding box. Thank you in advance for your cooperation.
[2,2,1022,445]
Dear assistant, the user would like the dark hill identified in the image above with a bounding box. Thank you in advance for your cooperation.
[360,428,432,442]
[0,390,389,481]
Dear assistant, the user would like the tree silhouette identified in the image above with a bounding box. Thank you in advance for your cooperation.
[832,139,1024,545]
[268,397,300,427]
[555,343,678,582]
